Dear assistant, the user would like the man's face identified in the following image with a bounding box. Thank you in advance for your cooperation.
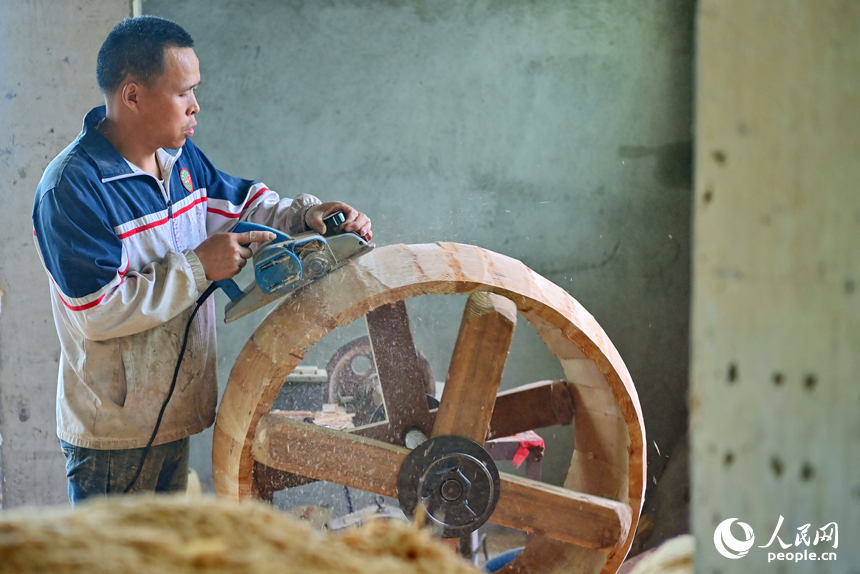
[137,46,201,150]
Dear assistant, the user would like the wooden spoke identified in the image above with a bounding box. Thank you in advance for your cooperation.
[250,378,576,497]
[253,414,629,551]
[349,419,399,442]
[348,379,575,445]
[487,379,575,440]
[492,475,631,551]
[252,463,316,502]
[253,413,406,498]
[433,292,517,442]
[366,301,433,439]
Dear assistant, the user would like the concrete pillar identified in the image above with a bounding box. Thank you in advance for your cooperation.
[0,1,130,508]
[692,1,860,569]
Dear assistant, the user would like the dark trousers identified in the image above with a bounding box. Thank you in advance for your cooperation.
[60,437,190,505]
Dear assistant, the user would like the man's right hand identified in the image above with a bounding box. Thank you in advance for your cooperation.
[193,230,276,281]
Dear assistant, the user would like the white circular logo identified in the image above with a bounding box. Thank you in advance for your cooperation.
[714,518,756,559]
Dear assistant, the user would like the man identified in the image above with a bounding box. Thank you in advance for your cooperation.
[32,16,371,504]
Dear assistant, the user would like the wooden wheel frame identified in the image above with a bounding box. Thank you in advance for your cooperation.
[213,243,645,574]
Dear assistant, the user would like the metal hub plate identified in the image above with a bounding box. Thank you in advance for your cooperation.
[397,435,500,538]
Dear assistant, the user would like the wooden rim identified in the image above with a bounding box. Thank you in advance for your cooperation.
[213,242,645,574]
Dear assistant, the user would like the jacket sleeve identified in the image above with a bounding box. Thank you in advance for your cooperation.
[187,141,322,237]
[33,181,204,342]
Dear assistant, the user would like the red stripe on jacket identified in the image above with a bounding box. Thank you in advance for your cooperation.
[117,196,209,239]
[56,259,127,310]
[206,188,268,219]
[58,291,105,311]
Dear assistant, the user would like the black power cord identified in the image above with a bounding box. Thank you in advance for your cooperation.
[123,282,218,493]
[123,213,349,493]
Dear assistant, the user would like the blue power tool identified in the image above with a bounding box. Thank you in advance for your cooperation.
[216,211,374,323]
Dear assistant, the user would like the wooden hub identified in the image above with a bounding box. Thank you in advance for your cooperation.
[212,242,646,574]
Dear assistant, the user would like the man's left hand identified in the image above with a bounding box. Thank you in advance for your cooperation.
[305,202,372,241]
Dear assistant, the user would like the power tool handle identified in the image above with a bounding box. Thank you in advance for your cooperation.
[323,210,347,236]
[215,223,289,301]
[215,278,244,302]
[232,221,291,245]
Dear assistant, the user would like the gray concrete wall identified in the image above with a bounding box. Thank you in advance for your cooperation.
[692,1,860,570]
[0,0,693,514]
[148,0,694,510]
[0,1,131,508]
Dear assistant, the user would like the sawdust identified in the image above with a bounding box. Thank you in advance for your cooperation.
[0,495,480,574]
[622,535,694,574]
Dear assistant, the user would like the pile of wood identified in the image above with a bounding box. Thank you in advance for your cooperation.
[0,495,480,574]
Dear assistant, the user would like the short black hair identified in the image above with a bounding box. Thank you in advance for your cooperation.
[97,16,194,94]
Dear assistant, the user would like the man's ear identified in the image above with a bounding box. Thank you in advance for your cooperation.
[119,80,141,111]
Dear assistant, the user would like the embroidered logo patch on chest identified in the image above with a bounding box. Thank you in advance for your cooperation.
[180,168,194,193]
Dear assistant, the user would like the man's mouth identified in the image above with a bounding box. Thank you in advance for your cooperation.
[184,123,196,136]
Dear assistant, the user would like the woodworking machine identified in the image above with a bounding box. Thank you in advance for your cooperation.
[216,213,374,323]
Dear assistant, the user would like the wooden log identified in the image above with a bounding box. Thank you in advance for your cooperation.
[214,243,646,574]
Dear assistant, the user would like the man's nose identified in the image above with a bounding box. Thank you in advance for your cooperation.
[189,93,200,115]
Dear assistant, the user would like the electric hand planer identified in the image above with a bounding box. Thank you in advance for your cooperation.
[216,212,374,323]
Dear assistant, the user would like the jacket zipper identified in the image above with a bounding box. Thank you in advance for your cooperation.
[159,155,180,251]
[102,151,182,250]
[163,190,179,252]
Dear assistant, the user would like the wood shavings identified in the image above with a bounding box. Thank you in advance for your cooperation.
[0,495,480,574]
[624,535,694,574]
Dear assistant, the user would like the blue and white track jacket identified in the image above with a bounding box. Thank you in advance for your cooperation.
[33,106,320,449]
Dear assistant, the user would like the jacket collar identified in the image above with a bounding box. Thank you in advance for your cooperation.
[78,106,181,181]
